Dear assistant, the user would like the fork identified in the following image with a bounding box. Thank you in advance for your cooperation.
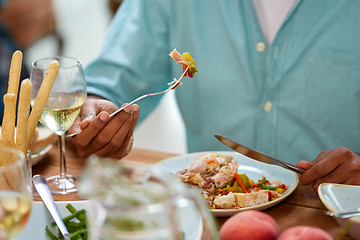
[33,175,71,240]
[67,66,189,137]
[326,210,360,219]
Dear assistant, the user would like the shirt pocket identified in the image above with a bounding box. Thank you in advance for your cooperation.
[304,49,360,137]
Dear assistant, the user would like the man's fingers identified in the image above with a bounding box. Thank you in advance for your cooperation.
[299,152,342,186]
[91,105,139,158]
[296,160,313,170]
[88,110,132,155]
[299,147,357,187]
[67,102,98,135]
[75,111,110,148]
[312,150,332,164]
[94,116,133,157]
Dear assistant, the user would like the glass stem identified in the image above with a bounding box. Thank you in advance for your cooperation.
[58,133,67,179]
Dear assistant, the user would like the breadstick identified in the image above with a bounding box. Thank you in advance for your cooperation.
[0,132,13,167]
[16,79,32,154]
[2,93,17,146]
[0,135,9,147]
[26,60,59,150]
[7,50,22,98]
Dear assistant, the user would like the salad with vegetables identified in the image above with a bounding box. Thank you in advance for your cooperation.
[204,173,289,209]
[176,153,289,209]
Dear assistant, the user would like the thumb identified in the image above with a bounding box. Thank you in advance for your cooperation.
[69,100,97,134]
[79,100,99,121]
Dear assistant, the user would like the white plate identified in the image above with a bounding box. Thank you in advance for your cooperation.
[153,151,299,217]
[318,183,360,240]
[16,200,202,240]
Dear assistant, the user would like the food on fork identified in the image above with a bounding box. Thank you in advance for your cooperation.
[0,50,58,165]
[176,153,290,209]
[168,48,198,87]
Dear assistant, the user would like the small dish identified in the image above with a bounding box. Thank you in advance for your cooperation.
[17,200,202,240]
[318,183,360,240]
[0,126,55,165]
[17,200,89,240]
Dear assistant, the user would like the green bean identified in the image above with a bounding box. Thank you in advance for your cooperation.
[66,204,86,222]
[46,226,59,240]
[46,204,88,240]
[63,209,86,222]
[66,204,77,214]
[70,229,88,239]
[259,184,278,190]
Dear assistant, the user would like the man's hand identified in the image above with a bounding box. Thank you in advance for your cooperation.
[296,147,360,193]
[68,96,139,159]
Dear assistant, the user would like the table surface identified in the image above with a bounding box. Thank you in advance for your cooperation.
[32,143,352,239]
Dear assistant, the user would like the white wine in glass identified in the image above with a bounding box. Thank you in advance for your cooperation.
[30,56,87,194]
[0,147,32,239]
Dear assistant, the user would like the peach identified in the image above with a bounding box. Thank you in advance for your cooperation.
[219,210,279,240]
[278,226,332,240]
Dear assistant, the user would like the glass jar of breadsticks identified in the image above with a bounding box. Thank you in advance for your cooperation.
[0,50,58,182]
[0,146,32,240]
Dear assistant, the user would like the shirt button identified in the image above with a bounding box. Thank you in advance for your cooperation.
[264,101,272,112]
[256,42,266,52]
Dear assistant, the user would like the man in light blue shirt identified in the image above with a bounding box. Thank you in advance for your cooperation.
[69,0,360,191]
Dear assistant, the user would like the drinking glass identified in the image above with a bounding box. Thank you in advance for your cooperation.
[79,155,220,240]
[0,147,33,239]
[30,56,87,194]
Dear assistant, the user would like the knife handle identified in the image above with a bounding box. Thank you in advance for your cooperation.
[281,162,306,174]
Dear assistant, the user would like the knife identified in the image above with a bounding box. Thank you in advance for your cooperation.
[215,134,306,174]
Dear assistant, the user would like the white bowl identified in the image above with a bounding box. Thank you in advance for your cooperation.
[0,126,55,165]
[318,183,360,240]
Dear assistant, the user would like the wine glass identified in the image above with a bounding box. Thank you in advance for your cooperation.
[0,147,32,239]
[30,56,87,194]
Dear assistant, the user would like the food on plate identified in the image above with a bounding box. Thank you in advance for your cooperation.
[0,50,58,165]
[46,203,88,240]
[177,153,238,194]
[168,48,197,87]
[277,226,332,240]
[219,210,279,240]
[176,152,289,209]
[213,190,270,209]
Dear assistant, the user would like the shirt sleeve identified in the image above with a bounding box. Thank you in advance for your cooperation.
[84,0,172,122]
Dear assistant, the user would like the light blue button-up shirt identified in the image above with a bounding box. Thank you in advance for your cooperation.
[85,0,360,164]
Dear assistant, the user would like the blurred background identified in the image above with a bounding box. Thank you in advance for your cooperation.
[15,0,186,154]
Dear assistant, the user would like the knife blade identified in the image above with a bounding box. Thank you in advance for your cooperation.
[215,134,305,174]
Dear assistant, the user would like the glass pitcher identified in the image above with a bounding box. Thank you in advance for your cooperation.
[79,155,220,240]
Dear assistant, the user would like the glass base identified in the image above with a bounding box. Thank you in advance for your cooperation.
[46,174,78,195]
